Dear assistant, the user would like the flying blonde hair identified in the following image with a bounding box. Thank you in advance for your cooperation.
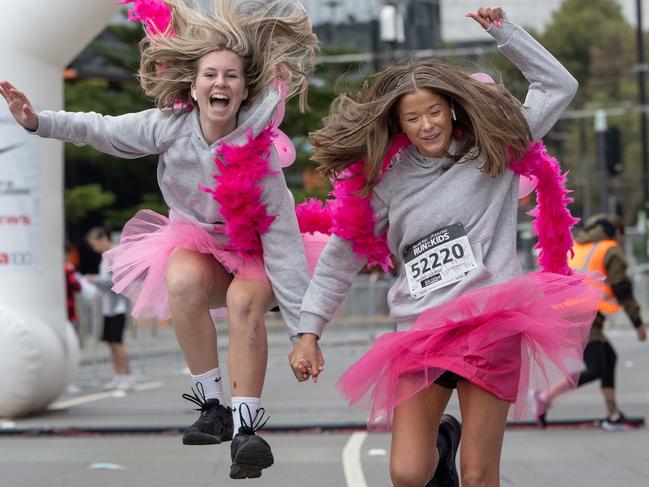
[310,59,532,195]
[138,0,318,111]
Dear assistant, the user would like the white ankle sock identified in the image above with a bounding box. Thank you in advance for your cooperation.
[232,396,261,434]
[191,367,224,403]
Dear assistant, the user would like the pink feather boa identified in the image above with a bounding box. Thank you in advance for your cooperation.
[295,137,578,276]
[201,126,278,259]
[117,0,175,37]
[325,134,411,272]
[510,142,579,275]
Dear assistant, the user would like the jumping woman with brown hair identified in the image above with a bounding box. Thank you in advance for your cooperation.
[290,7,601,487]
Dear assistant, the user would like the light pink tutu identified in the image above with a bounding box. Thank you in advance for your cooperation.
[104,209,328,319]
[335,271,603,430]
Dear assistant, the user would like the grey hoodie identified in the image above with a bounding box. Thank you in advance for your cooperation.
[34,89,310,339]
[299,19,579,336]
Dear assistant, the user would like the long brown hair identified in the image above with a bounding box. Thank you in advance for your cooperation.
[138,0,318,111]
[310,59,532,195]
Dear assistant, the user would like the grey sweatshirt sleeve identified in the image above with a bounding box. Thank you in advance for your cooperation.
[298,190,389,338]
[33,108,178,158]
[259,149,312,342]
[487,18,578,141]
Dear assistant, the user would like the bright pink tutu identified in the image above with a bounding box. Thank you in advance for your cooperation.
[104,209,328,319]
[335,271,603,430]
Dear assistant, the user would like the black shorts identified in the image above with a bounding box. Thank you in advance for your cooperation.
[577,341,617,389]
[101,314,126,343]
[434,370,465,390]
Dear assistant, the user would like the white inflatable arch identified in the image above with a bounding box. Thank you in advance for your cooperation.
[0,1,120,417]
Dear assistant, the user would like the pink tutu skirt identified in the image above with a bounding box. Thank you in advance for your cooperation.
[104,209,328,319]
[335,271,603,430]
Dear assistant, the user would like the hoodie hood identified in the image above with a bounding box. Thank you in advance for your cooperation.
[575,224,615,244]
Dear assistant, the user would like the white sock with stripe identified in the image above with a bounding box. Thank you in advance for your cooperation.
[191,367,225,403]
[231,396,261,434]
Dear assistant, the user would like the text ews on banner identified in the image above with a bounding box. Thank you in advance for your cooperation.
[0,115,40,271]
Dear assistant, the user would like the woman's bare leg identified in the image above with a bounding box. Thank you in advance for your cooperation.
[390,384,452,487]
[166,248,232,374]
[456,381,510,487]
[225,277,276,397]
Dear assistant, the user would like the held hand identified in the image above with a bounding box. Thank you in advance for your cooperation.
[637,326,647,342]
[288,348,310,382]
[289,334,325,383]
[465,6,505,30]
[0,81,38,131]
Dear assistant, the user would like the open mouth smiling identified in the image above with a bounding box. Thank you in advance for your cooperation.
[209,93,230,109]
[421,133,440,143]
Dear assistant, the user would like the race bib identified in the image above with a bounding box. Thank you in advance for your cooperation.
[403,222,478,299]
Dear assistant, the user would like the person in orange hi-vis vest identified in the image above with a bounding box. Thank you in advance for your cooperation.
[531,214,646,430]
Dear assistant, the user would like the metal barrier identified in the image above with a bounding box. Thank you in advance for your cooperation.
[72,273,396,384]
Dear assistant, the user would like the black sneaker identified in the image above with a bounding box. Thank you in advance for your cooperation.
[230,404,274,479]
[427,414,461,487]
[181,385,233,445]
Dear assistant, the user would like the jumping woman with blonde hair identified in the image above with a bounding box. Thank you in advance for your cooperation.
[290,7,601,487]
[1,0,317,479]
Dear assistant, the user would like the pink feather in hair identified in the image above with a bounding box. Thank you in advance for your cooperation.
[117,0,175,37]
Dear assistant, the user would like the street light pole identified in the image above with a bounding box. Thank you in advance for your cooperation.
[595,109,609,213]
[636,0,649,258]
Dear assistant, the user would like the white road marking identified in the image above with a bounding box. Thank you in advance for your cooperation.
[342,431,369,487]
[134,381,164,392]
[87,463,127,471]
[368,448,387,456]
[48,381,163,410]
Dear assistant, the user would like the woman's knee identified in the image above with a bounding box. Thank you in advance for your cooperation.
[390,462,435,487]
[578,365,602,386]
[461,461,496,487]
[165,256,208,304]
[226,287,266,326]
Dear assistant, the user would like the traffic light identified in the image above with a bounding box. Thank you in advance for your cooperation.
[605,126,623,175]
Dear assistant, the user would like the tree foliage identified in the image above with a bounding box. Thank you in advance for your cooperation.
[65,184,115,223]
[537,0,642,224]
[64,19,163,238]
[542,0,634,106]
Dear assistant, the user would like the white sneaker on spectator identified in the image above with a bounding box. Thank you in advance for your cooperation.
[102,377,120,390]
[115,375,135,391]
[66,384,82,394]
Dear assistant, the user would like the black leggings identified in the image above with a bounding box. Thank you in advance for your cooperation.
[577,341,617,389]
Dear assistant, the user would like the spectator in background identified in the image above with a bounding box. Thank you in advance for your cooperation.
[532,214,647,430]
[85,227,134,391]
[64,240,81,335]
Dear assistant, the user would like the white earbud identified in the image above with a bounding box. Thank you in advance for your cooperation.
[451,107,457,121]
[191,89,197,101]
